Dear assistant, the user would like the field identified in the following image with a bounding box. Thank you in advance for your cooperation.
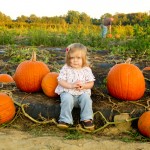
[0,21,150,149]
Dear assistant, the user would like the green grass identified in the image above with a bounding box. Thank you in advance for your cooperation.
[118,130,150,143]
[64,130,84,140]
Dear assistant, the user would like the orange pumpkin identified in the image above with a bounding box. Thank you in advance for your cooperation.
[41,72,59,97]
[107,58,145,101]
[0,92,16,124]
[107,34,113,38]
[14,51,50,92]
[0,74,14,83]
[138,111,150,137]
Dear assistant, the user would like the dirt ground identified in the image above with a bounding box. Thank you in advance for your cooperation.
[0,115,150,150]
[0,127,150,150]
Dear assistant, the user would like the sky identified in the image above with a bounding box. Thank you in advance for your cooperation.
[0,0,149,19]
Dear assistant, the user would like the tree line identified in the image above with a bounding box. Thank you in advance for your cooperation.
[0,10,149,26]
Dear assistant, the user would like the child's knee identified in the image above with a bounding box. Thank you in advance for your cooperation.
[60,92,74,104]
[79,93,92,103]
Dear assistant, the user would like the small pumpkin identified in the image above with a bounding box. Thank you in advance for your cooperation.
[107,58,145,101]
[107,34,113,38]
[41,72,59,97]
[138,111,150,137]
[0,74,14,83]
[14,51,50,92]
[0,92,16,124]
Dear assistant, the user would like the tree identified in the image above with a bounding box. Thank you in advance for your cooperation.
[28,14,40,23]
[80,12,91,24]
[65,10,80,24]
[91,18,101,25]
[101,13,112,19]
[16,15,28,22]
[0,12,11,22]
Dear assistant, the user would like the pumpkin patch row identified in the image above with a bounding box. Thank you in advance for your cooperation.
[2,53,147,101]
[1,52,150,138]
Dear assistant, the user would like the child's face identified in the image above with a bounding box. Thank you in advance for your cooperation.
[69,50,83,69]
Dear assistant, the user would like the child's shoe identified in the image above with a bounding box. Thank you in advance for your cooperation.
[81,120,95,131]
[57,121,69,129]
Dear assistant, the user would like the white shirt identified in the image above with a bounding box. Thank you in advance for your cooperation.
[55,64,95,96]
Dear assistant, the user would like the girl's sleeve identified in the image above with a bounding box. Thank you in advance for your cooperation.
[85,67,95,82]
[57,66,67,81]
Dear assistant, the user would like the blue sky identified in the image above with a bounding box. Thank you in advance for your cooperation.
[0,0,149,19]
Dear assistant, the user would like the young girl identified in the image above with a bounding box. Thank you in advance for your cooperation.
[55,43,95,130]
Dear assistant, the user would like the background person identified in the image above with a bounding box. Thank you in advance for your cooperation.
[101,17,114,38]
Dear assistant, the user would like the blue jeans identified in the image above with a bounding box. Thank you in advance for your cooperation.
[101,25,108,38]
[59,92,93,124]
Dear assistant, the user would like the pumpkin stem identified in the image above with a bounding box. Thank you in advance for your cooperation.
[125,58,131,64]
[31,51,36,61]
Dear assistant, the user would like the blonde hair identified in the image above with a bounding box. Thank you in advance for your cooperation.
[65,43,89,67]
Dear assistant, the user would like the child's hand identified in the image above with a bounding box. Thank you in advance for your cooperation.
[70,81,79,89]
[70,81,85,90]
[75,81,85,90]
[71,81,80,89]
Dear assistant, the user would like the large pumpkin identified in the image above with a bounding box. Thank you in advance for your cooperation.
[14,51,50,92]
[138,111,150,137]
[0,74,14,83]
[107,58,145,101]
[41,72,59,97]
[0,92,16,124]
